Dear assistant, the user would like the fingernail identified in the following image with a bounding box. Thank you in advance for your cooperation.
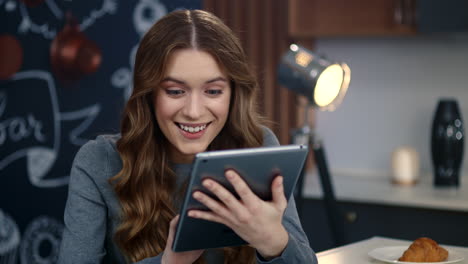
[226,171,234,179]
[278,176,283,186]
[203,180,212,188]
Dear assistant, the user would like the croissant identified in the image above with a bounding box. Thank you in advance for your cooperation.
[398,237,448,262]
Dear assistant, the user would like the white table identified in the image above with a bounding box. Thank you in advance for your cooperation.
[317,236,468,264]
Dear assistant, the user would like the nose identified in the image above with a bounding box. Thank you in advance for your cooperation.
[182,93,204,120]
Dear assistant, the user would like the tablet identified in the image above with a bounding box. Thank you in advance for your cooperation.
[172,144,308,252]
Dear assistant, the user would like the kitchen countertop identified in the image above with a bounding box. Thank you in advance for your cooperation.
[302,169,468,212]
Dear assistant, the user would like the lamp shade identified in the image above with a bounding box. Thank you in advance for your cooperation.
[277,44,350,111]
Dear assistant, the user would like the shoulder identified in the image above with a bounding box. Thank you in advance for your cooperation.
[71,134,121,179]
[261,125,280,147]
[74,134,120,163]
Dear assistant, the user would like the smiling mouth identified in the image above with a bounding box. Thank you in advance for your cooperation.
[175,122,211,133]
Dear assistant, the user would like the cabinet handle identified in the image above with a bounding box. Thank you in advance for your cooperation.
[394,0,416,26]
[394,0,404,25]
[345,211,357,223]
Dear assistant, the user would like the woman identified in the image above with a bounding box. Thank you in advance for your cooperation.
[58,9,317,264]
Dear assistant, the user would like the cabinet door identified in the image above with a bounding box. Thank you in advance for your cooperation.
[417,0,468,33]
[301,199,468,251]
[289,0,416,37]
[339,202,468,247]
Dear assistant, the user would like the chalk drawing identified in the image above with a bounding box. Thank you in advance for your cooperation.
[0,94,47,146]
[19,216,63,264]
[2,0,118,40]
[0,71,59,186]
[111,45,138,101]
[3,0,15,12]
[44,0,63,20]
[60,104,101,146]
[0,70,101,188]
[80,0,118,31]
[0,209,20,264]
[17,2,57,39]
[0,92,6,128]
[133,0,167,37]
[111,0,167,101]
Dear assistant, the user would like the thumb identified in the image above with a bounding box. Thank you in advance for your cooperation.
[272,176,287,210]
[170,215,180,228]
[167,215,180,245]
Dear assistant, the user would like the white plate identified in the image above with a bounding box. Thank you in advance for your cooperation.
[368,246,464,264]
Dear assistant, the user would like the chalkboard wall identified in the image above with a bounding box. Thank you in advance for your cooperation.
[0,1,201,263]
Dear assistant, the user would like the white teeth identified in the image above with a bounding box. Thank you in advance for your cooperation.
[178,123,207,133]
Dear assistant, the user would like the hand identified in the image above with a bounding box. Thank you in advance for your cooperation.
[162,215,204,264]
[188,170,289,260]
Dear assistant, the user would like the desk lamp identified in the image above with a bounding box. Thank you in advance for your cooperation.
[277,44,351,247]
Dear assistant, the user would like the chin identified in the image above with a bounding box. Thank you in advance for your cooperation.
[182,146,208,155]
[177,143,210,155]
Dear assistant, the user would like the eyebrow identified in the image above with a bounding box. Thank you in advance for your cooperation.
[160,76,228,84]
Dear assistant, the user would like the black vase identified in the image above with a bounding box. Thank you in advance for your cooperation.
[431,99,464,187]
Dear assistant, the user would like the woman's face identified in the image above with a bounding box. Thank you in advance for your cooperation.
[154,49,231,163]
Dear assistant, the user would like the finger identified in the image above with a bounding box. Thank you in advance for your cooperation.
[188,209,227,226]
[167,215,179,245]
[225,170,260,205]
[202,179,245,214]
[271,176,287,210]
[192,190,233,220]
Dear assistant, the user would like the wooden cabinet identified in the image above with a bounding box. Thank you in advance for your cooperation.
[289,0,417,37]
[289,0,468,37]
[301,199,468,252]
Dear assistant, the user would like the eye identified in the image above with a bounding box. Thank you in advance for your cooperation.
[205,89,223,95]
[165,89,185,96]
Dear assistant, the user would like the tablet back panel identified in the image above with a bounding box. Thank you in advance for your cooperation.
[172,145,308,252]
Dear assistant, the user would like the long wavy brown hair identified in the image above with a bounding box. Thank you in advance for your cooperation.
[109,9,266,263]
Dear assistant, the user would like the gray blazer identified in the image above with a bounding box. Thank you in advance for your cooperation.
[57,126,318,264]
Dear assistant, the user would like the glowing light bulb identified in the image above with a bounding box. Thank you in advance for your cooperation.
[314,64,344,107]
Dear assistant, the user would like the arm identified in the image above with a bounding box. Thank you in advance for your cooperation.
[57,140,109,263]
[58,140,199,264]
[255,197,317,264]
[258,126,318,263]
